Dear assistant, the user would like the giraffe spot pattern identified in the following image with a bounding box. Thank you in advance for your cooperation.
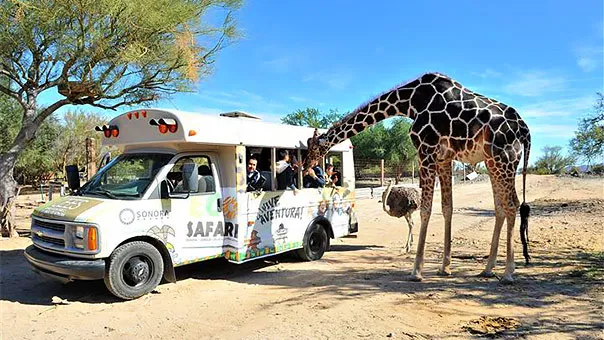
[305,73,532,241]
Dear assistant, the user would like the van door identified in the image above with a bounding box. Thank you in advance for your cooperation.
[161,154,225,265]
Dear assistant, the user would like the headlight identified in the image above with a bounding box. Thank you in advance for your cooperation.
[75,226,84,239]
[72,225,98,251]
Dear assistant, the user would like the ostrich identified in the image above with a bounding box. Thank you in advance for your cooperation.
[381,181,421,253]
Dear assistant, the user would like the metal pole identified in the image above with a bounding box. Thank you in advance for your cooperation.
[412,161,415,184]
[380,159,384,187]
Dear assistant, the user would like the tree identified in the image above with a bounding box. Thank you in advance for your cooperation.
[382,118,417,180]
[0,79,19,153]
[349,117,417,183]
[281,108,344,128]
[570,92,604,164]
[53,110,108,178]
[0,0,242,236]
[532,146,576,174]
[14,115,61,185]
[349,122,389,159]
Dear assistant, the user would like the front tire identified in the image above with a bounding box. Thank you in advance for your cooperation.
[104,241,164,300]
[297,223,329,261]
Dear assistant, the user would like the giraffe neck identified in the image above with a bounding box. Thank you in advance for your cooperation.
[319,76,423,149]
[319,72,461,150]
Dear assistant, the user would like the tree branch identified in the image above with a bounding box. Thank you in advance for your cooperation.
[33,99,70,126]
[0,66,24,88]
[0,83,25,110]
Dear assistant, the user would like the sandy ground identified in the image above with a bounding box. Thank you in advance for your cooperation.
[1,175,603,339]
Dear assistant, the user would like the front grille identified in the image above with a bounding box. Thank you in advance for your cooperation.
[33,219,65,232]
[33,234,65,247]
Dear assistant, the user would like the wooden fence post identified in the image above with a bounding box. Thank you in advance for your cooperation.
[86,137,97,180]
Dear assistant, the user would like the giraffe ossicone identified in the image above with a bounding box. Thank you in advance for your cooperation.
[303,72,531,283]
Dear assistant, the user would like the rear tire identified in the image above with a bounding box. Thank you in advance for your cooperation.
[297,223,329,261]
[104,241,164,300]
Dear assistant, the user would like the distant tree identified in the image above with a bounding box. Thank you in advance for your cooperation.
[382,118,417,181]
[281,108,344,128]
[349,122,389,159]
[350,117,417,183]
[570,92,604,164]
[0,79,19,153]
[53,110,108,177]
[0,0,242,236]
[532,146,576,174]
[14,116,61,185]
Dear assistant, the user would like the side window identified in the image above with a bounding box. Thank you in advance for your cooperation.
[275,148,299,190]
[168,155,215,194]
[245,147,301,191]
[326,152,343,186]
[246,147,274,191]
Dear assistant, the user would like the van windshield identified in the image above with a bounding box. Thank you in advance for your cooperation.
[80,153,173,200]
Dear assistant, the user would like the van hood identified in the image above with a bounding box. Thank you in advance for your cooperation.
[33,196,105,222]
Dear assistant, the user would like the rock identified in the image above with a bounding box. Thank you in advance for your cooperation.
[463,316,520,336]
[51,296,70,305]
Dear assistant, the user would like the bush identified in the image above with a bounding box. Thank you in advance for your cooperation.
[591,164,604,175]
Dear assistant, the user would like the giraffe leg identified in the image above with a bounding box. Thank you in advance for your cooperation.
[437,161,453,276]
[479,166,505,277]
[408,164,436,282]
[404,213,413,253]
[501,176,521,284]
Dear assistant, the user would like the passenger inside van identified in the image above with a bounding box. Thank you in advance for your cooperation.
[303,160,325,188]
[246,155,266,192]
[276,149,296,190]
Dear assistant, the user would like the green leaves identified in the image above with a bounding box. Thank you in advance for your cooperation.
[281,108,344,129]
[350,118,417,170]
[0,0,242,191]
[1,0,242,110]
[570,93,604,165]
[532,146,576,175]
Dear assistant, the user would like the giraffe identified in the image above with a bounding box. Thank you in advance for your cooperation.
[303,72,531,283]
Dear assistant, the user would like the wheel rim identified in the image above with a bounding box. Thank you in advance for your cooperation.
[122,255,153,288]
[309,229,324,254]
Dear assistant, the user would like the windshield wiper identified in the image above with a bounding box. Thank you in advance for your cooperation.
[86,188,119,199]
[112,192,140,198]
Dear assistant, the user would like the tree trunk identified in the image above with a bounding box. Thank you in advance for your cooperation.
[1,105,40,237]
[0,150,21,238]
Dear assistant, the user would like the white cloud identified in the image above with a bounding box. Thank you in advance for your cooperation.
[517,95,595,118]
[264,57,294,72]
[193,89,287,118]
[574,46,603,72]
[528,124,577,138]
[471,68,503,79]
[303,71,354,90]
[577,57,598,72]
[239,90,264,102]
[503,71,566,97]
[197,94,249,108]
[289,96,306,102]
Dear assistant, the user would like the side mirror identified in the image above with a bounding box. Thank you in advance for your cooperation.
[181,162,199,193]
[65,165,80,191]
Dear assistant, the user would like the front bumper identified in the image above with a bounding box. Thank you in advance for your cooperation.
[24,245,105,282]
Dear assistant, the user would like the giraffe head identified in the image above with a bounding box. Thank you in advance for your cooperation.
[303,128,329,171]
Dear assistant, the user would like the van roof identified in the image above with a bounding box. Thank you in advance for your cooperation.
[101,108,352,152]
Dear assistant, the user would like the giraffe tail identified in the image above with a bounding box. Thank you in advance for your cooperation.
[520,202,530,265]
[520,132,531,265]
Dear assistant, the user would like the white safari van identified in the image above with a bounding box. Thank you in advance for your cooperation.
[24,109,358,299]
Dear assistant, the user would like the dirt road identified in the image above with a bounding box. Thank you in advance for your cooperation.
[1,175,602,339]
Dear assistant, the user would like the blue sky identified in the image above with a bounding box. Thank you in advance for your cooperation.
[46,1,604,164]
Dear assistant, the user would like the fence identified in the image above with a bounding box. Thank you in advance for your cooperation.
[353,158,417,188]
